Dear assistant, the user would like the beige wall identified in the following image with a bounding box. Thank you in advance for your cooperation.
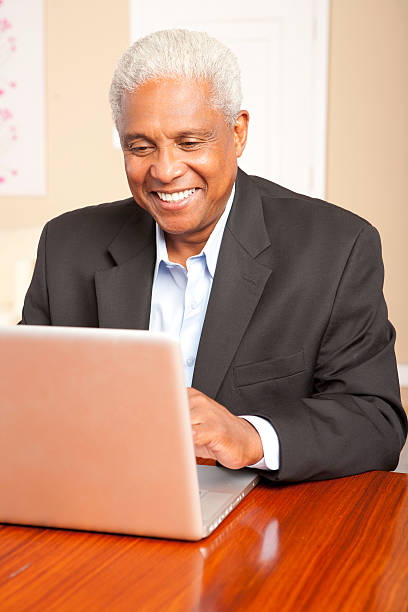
[327,0,408,361]
[1,0,407,359]
[0,0,130,231]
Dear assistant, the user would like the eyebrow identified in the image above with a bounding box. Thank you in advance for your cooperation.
[176,129,217,139]
[123,133,151,145]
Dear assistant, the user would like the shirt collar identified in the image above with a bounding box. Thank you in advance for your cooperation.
[154,183,235,278]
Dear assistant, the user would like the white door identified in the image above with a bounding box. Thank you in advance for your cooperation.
[130,0,329,198]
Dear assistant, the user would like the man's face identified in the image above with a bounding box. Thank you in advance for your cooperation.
[118,78,248,245]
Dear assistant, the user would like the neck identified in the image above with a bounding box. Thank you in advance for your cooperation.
[164,233,209,268]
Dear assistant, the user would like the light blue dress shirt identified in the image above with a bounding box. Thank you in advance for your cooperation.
[148,185,279,470]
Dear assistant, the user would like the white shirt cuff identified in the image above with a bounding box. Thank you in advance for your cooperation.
[239,415,280,470]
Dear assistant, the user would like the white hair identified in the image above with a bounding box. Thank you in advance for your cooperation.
[109,29,242,128]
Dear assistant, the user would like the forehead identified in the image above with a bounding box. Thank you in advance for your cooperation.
[119,77,226,136]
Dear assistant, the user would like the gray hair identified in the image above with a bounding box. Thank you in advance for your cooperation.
[109,29,242,128]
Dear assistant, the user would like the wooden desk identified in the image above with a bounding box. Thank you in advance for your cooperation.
[0,471,407,611]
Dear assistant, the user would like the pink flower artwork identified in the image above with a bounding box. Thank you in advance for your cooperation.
[0,108,13,120]
[0,0,46,194]
[0,18,11,32]
[0,3,18,185]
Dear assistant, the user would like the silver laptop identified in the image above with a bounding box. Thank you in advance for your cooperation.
[0,325,259,540]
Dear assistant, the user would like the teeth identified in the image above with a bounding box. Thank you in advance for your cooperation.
[156,188,195,202]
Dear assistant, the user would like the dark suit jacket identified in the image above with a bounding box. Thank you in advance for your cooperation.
[21,168,407,482]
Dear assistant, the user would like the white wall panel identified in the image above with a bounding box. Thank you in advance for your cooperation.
[130,0,329,198]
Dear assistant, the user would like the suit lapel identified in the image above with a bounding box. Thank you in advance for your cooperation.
[94,171,272,391]
[95,208,156,329]
[193,169,272,398]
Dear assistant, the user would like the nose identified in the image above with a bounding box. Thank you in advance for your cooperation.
[149,145,186,184]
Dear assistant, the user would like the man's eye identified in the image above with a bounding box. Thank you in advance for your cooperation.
[129,145,153,156]
[179,141,201,149]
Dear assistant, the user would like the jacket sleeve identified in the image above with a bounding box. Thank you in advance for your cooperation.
[19,224,51,325]
[256,224,407,482]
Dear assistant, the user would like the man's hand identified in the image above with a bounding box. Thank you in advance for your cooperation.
[187,388,263,469]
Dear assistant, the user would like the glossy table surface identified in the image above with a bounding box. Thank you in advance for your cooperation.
[1,470,407,611]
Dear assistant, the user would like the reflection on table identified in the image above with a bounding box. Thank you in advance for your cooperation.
[0,471,407,611]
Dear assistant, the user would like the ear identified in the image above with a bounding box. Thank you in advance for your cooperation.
[233,110,249,158]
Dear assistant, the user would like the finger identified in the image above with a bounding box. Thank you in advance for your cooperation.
[192,422,221,451]
[188,395,210,425]
[187,387,201,400]
[194,446,217,460]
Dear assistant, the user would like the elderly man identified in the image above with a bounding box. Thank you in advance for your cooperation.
[21,29,406,482]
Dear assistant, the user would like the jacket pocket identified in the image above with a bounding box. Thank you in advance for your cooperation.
[233,350,305,388]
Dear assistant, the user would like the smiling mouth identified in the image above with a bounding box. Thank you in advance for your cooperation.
[155,188,196,203]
